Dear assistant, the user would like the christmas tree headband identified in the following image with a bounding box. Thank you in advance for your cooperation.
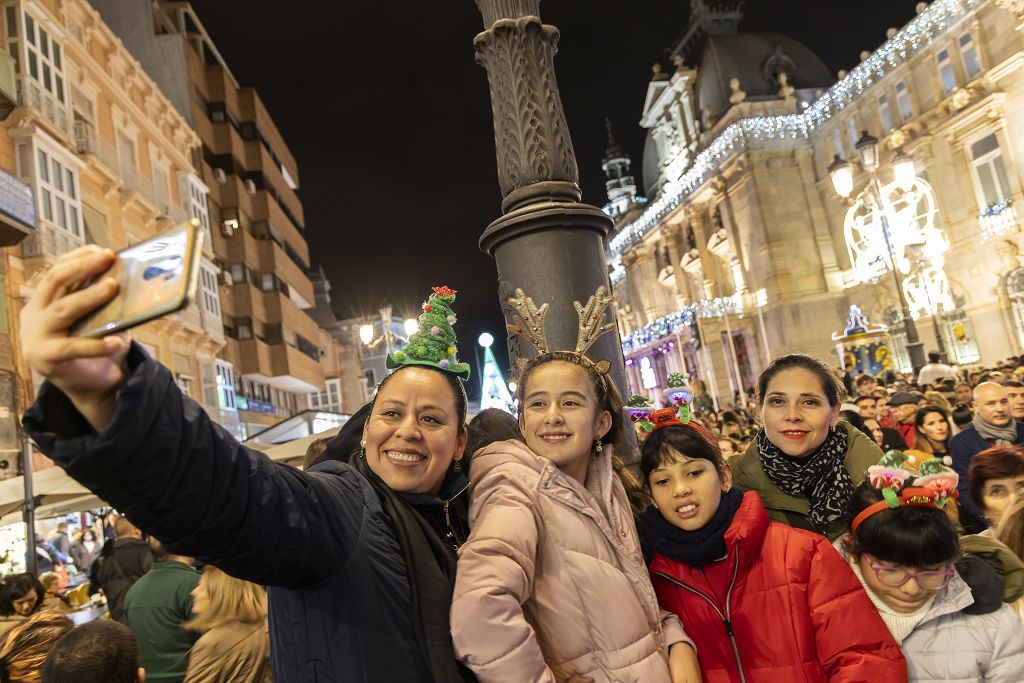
[387,286,471,381]
[507,286,616,376]
[851,450,959,533]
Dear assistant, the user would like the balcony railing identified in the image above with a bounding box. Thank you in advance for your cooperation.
[21,220,84,260]
[75,121,120,172]
[18,77,69,138]
[979,199,1016,240]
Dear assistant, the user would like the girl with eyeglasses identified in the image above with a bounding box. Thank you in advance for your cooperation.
[839,458,1024,681]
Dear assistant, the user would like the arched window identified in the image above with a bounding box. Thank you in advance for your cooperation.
[1007,267,1024,350]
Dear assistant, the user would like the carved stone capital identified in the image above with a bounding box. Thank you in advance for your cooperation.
[474,13,579,210]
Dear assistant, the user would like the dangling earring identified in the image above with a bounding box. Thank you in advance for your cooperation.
[359,440,366,459]
[452,458,462,473]
[594,439,603,457]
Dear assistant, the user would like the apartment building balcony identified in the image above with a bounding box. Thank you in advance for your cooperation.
[0,50,17,121]
[75,121,120,178]
[21,219,84,262]
[234,336,323,394]
[17,77,70,140]
[979,199,1017,240]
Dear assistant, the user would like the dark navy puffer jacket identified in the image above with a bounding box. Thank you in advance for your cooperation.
[23,344,433,682]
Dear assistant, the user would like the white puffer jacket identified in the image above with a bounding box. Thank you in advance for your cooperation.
[848,557,1024,683]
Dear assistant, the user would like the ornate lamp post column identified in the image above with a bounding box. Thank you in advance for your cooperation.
[473,0,625,387]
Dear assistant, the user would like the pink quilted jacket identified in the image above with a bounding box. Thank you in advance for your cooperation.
[451,440,690,682]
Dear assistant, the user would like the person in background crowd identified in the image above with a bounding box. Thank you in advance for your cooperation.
[732,354,885,540]
[452,351,699,682]
[923,391,953,415]
[952,402,974,431]
[46,523,72,560]
[468,408,522,444]
[914,407,951,458]
[863,416,909,452]
[301,436,331,471]
[855,395,877,421]
[34,535,70,574]
[996,498,1024,613]
[641,413,906,681]
[92,516,154,622]
[41,619,145,683]
[856,373,879,397]
[183,565,271,683]
[717,435,740,460]
[1004,380,1024,422]
[967,446,1024,536]
[951,383,1024,533]
[887,392,920,450]
[840,473,1024,681]
[70,528,101,574]
[0,611,73,683]
[956,382,975,405]
[36,572,65,612]
[122,538,200,683]
[917,351,957,387]
[0,573,45,638]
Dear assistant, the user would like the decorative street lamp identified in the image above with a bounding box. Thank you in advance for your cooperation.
[830,131,951,374]
[359,305,417,356]
[471,0,627,393]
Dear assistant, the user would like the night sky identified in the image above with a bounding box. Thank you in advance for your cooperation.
[193,0,923,394]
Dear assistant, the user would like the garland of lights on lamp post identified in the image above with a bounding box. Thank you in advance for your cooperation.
[828,131,952,374]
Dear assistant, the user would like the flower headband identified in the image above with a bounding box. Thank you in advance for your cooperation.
[851,450,959,533]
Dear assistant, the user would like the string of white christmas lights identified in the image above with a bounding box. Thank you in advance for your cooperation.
[607,0,979,259]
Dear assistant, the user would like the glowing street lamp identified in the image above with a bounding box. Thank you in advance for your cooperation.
[828,155,854,199]
[892,149,916,191]
[360,305,413,356]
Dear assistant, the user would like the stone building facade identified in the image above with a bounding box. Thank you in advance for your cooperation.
[607,0,1024,407]
[0,0,221,474]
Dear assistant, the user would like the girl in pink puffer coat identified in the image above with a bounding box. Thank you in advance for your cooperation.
[451,352,700,683]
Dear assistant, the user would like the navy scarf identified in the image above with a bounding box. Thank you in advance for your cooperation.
[642,488,745,567]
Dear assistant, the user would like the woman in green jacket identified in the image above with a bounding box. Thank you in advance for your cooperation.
[731,354,884,540]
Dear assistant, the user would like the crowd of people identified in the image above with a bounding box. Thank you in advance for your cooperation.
[3,246,1024,681]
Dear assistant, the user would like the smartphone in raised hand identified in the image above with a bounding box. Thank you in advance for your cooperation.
[70,219,205,338]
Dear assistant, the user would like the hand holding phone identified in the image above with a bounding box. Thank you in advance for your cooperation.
[70,219,205,338]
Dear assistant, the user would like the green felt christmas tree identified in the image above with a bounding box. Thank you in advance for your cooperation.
[387,285,471,380]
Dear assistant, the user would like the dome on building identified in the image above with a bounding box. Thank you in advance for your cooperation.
[695,32,834,119]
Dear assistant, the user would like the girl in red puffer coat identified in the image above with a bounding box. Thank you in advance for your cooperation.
[639,408,908,683]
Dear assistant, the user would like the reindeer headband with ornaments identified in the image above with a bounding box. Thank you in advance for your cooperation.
[506,286,616,376]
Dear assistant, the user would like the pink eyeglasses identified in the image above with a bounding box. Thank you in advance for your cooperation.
[864,555,955,590]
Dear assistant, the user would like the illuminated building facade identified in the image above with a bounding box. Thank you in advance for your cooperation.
[607,0,1024,405]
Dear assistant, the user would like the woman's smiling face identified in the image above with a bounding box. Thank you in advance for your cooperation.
[362,367,467,494]
[762,367,840,457]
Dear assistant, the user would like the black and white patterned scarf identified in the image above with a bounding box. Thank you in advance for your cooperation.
[756,426,851,534]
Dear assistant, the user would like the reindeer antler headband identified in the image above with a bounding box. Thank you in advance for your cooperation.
[507,286,616,374]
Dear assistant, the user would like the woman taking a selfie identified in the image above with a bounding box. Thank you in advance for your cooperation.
[19,246,477,682]
[731,354,884,540]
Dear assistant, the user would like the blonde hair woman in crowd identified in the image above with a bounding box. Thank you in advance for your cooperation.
[184,565,272,683]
